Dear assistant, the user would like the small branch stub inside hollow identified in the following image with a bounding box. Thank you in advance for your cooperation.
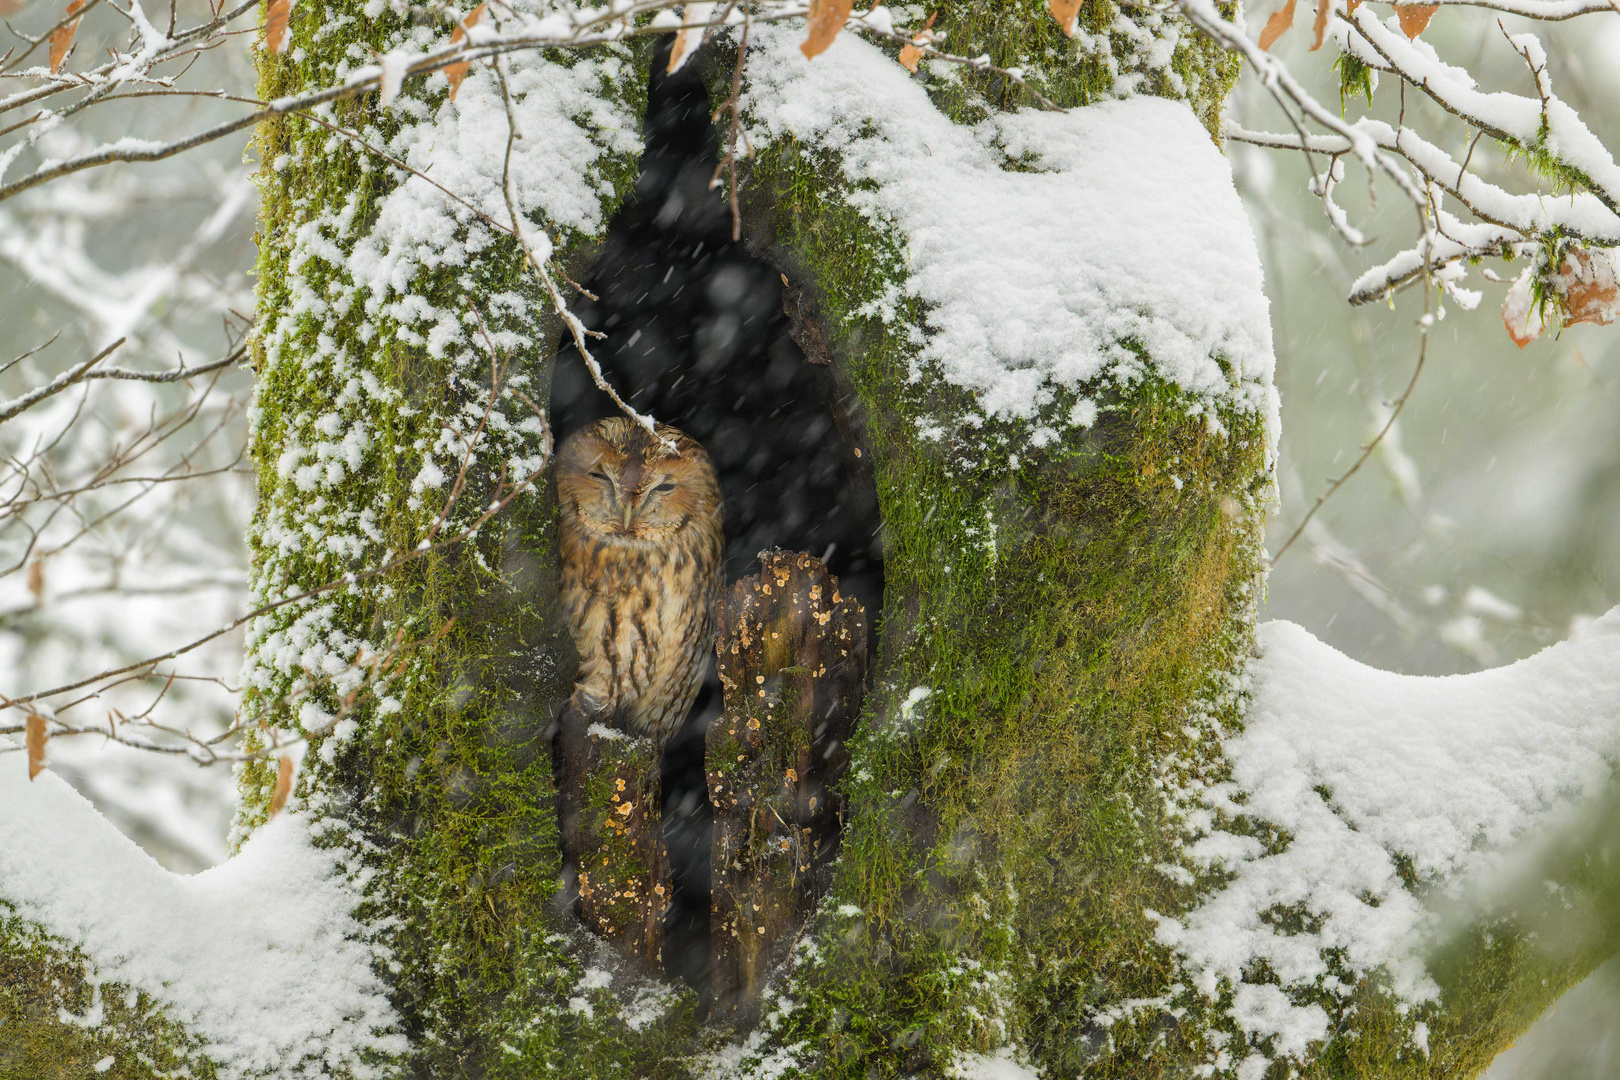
[558,704,670,967]
[708,548,867,1025]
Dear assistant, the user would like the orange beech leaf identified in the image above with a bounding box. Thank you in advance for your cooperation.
[443,2,486,101]
[1309,0,1331,49]
[49,0,83,73]
[1346,0,1360,13]
[1395,2,1437,38]
[26,557,43,605]
[269,754,295,817]
[0,0,27,15]
[1049,0,1083,36]
[25,713,46,781]
[264,0,290,55]
[898,12,935,71]
[801,0,853,59]
[666,2,713,73]
[1501,264,1543,347]
[1259,0,1298,51]
[1557,248,1619,328]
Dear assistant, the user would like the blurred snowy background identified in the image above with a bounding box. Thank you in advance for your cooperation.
[0,0,255,871]
[1243,17,1620,1078]
[0,0,1615,1072]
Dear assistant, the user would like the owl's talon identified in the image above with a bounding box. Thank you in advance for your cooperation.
[571,688,607,719]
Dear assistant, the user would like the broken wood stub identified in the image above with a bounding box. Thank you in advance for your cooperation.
[708,548,868,1025]
[557,702,669,967]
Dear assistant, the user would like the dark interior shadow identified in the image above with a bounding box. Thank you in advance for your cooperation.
[549,42,884,1002]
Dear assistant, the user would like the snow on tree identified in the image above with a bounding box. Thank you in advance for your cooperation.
[0,0,1616,1076]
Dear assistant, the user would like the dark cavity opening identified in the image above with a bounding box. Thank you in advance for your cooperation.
[550,44,884,1002]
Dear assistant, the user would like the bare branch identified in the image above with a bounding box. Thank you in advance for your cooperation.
[0,337,124,424]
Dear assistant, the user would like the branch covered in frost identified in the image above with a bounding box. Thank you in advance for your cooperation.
[1185,0,1620,315]
[0,334,551,766]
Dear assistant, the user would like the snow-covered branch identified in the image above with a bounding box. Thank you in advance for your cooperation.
[1195,0,1620,331]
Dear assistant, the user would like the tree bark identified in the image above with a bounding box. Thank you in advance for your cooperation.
[708,549,868,1027]
[558,702,670,966]
[5,0,1615,1076]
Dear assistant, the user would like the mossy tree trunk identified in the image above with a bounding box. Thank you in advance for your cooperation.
[4,1,1612,1077]
[232,4,699,1075]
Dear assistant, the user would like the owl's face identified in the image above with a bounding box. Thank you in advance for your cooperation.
[556,418,721,543]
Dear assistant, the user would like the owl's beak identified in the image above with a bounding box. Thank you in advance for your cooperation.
[621,503,635,529]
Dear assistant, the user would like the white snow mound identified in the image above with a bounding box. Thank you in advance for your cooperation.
[745,24,1277,434]
[1159,609,1620,1058]
[0,752,403,1079]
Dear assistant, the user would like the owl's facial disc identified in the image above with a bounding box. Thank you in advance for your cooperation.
[621,473,680,531]
[556,419,719,542]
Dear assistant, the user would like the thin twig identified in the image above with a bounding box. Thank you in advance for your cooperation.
[1270,294,1433,565]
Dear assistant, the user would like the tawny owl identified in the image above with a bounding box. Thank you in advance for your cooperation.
[556,417,724,745]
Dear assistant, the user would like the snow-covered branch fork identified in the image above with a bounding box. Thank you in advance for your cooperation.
[1179,0,1620,340]
[6,0,1612,328]
[0,0,1049,202]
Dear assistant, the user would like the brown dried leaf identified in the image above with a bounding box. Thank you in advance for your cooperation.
[1259,0,1298,51]
[666,2,713,73]
[0,0,27,15]
[26,712,47,781]
[264,0,289,55]
[1309,0,1331,50]
[801,0,853,59]
[268,754,295,817]
[1049,0,1083,36]
[1502,264,1542,348]
[1558,248,1620,328]
[1345,0,1360,13]
[898,12,935,72]
[26,557,44,605]
[443,2,486,101]
[1395,2,1437,38]
[49,0,83,74]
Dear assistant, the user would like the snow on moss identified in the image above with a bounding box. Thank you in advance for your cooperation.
[0,746,403,1078]
[342,47,642,341]
[245,13,640,763]
[743,23,1276,438]
[951,1047,1043,1079]
[1158,609,1620,1068]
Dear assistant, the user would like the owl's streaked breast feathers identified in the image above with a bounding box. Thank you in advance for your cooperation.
[556,418,724,745]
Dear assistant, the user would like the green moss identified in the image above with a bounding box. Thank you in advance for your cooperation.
[1501,138,1602,203]
[840,0,1239,138]
[0,907,213,1080]
[245,6,703,1073]
[721,87,1272,1069]
[1336,50,1375,113]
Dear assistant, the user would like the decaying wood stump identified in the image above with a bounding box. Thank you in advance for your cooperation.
[708,549,868,1025]
[557,701,669,966]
